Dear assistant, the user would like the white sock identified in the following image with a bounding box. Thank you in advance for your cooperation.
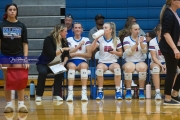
[127,88,131,90]
[116,86,120,92]
[68,86,73,91]
[98,87,103,92]
[18,101,24,106]
[139,88,144,90]
[82,86,87,91]
[7,101,12,106]
[156,89,160,93]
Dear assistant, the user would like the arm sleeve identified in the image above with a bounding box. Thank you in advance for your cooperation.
[21,23,28,43]
[123,37,130,47]
[117,39,122,49]
[44,37,56,58]
[162,10,174,35]
[0,27,3,40]
[149,41,155,51]
[85,38,91,47]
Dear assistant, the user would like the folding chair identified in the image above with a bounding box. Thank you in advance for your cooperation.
[90,51,123,99]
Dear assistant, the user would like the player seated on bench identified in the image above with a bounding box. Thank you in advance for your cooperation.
[66,22,92,102]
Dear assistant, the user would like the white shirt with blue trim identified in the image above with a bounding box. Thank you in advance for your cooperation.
[149,37,165,63]
[67,37,91,61]
[123,36,147,62]
[97,36,122,63]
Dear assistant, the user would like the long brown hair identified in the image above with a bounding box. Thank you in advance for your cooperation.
[50,24,67,48]
[160,0,172,24]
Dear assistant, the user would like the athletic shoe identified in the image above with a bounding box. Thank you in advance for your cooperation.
[53,96,63,101]
[155,92,162,100]
[18,104,28,113]
[66,90,73,102]
[96,92,104,100]
[163,99,180,105]
[139,89,145,100]
[171,96,180,103]
[35,96,42,102]
[81,90,88,101]
[115,91,122,100]
[125,90,132,100]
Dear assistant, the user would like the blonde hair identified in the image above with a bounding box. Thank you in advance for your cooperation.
[50,24,66,48]
[105,22,118,47]
[129,22,139,35]
[160,0,172,24]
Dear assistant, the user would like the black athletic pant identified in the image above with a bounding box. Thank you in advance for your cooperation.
[36,64,63,96]
[162,52,180,95]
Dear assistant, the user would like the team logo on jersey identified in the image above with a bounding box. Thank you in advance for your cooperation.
[104,46,112,52]
[3,27,22,40]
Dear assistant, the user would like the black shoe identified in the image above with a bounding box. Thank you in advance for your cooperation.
[163,99,180,106]
[171,96,180,103]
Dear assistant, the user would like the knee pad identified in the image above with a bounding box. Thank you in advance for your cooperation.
[68,69,75,80]
[81,69,88,79]
[139,72,146,80]
[114,68,121,76]
[151,66,160,74]
[96,69,103,76]
[124,73,132,80]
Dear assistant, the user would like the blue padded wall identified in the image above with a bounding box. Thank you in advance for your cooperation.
[66,0,178,37]
[0,0,12,79]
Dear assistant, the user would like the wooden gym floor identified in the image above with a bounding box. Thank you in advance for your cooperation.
[0,89,180,120]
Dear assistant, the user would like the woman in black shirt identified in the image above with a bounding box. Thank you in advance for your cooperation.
[159,0,180,105]
[0,3,29,113]
[36,24,70,102]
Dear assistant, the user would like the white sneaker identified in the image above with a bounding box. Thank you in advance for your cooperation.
[4,104,14,113]
[66,91,73,102]
[18,104,28,113]
[131,80,137,87]
[155,92,162,100]
[81,90,88,101]
[35,96,42,102]
[53,96,63,101]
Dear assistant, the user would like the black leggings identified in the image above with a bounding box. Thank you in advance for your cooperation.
[36,64,63,96]
[162,52,180,95]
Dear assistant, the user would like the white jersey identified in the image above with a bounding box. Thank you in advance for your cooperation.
[97,36,122,63]
[123,36,147,62]
[149,37,165,63]
[67,37,91,61]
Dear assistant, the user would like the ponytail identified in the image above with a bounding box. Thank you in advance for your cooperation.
[160,4,167,24]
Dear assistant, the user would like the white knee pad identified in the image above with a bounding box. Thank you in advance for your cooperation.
[96,69,103,76]
[114,68,121,76]
[151,66,160,74]
[81,69,88,79]
[124,73,132,80]
[68,69,75,80]
[139,72,146,80]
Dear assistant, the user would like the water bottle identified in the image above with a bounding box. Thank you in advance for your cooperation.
[133,87,138,99]
[146,83,151,99]
[30,81,35,98]
[92,30,104,39]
